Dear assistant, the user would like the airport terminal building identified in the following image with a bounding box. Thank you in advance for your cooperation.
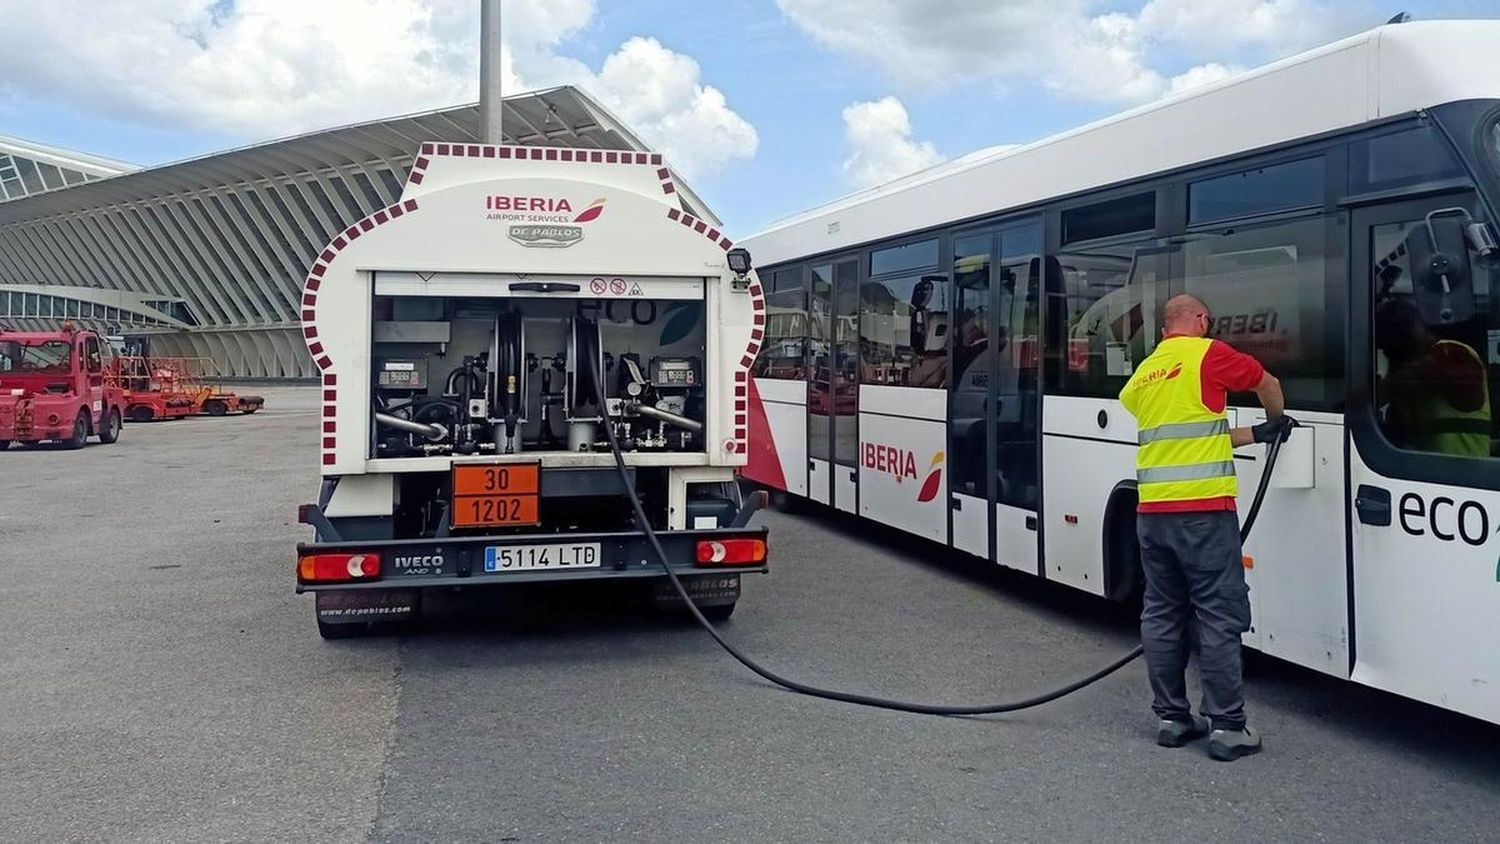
[0,87,694,378]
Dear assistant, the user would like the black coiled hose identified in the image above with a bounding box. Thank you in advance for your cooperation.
[591,351,1288,715]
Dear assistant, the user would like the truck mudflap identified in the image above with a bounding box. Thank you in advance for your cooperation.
[294,525,768,595]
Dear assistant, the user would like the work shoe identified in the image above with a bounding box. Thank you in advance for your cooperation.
[1208,726,1263,761]
[1156,714,1210,748]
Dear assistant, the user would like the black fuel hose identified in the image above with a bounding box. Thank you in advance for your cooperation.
[591,354,1289,715]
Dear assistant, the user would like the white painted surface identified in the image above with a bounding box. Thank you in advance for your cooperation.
[754,378,807,405]
[374,273,704,300]
[995,501,1038,574]
[857,412,948,543]
[835,464,857,513]
[760,396,807,497]
[1233,414,1347,671]
[860,385,946,421]
[1348,443,1500,725]
[324,473,395,517]
[951,492,988,560]
[809,458,830,506]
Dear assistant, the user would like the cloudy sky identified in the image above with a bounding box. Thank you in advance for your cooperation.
[1,0,1497,233]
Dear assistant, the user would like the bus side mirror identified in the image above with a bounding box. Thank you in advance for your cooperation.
[1405,208,1475,326]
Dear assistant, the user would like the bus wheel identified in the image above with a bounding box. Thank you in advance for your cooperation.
[98,408,122,444]
[1103,489,1143,604]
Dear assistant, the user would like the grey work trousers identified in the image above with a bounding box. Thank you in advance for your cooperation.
[1137,510,1252,730]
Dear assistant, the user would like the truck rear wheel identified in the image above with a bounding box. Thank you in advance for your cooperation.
[98,408,122,444]
[0,440,9,451]
[63,411,88,450]
[203,399,227,416]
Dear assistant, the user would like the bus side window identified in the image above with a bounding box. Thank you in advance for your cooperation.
[1371,220,1496,459]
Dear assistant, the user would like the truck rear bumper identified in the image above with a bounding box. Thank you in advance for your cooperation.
[294,526,768,594]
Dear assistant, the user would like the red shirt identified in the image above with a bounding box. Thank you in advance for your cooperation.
[1138,337,1265,514]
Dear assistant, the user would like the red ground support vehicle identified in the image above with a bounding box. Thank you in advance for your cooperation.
[108,355,197,422]
[0,324,125,450]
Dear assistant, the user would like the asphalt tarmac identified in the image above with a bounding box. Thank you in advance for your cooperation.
[2,386,1496,842]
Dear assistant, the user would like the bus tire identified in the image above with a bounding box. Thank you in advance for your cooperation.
[1102,484,1143,604]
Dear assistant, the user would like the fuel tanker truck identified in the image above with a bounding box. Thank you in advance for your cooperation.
[294,142,769,638]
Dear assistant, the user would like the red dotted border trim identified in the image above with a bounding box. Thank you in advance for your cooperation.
[301,197,419,465]
[664,207,762,455]
[408,143,665,186]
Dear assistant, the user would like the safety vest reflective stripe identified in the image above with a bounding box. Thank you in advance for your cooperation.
[1137,461,1237,484]
[1137,418,1230,445]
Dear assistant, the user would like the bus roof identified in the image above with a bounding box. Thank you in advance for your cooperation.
[745,19,1500,267]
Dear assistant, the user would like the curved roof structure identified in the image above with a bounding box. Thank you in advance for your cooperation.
[0,85,705,378]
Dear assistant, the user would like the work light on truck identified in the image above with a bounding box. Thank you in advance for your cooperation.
[695,538,767,567]
[297,553,380,584]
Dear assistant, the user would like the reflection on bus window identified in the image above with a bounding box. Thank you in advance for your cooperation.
[1053,216,1343,411]
[950,234,992,499]
[861,269,949,388]
[1371,220,1497,459]
[753,267,807,379]
[1175,216,1342,410]
[1052,239,1165,399]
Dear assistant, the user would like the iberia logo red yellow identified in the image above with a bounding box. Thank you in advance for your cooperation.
[863,445,945,503]
[1138,361,1183,386]
[573,198,606,223]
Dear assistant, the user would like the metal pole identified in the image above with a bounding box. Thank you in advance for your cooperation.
[479,0,504,143]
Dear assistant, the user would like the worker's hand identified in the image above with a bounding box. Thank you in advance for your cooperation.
[1251,415,1296,444]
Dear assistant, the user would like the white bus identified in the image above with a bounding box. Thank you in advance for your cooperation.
[740,19,1500,725]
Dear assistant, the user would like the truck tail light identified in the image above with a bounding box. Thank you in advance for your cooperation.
[695,538,766,567]
[298,552,380,583]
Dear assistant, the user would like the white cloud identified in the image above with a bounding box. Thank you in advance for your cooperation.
[776,0,1368,104]
[0,0,756,179]
[1167,62,1244,96]
[840,97,942,190]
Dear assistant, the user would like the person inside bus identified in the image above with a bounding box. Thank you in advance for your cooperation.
[1374,298,1492,458]
[1118,293,1290,762]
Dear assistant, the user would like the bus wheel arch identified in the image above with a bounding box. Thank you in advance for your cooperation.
[1101,482,1142,604]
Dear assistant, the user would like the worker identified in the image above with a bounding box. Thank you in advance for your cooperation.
[1118,294,1291,762]
[1375,298,1492,458]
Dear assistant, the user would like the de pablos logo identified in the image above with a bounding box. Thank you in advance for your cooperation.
[495,196,607,249]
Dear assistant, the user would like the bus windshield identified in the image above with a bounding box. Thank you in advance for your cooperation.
[0,340,74,373]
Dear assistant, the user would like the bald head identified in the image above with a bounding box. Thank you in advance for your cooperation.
[1163,294,1212,338]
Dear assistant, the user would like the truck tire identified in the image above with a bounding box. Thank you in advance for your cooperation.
[129,405,154,423]
[63,411,89,450]
[699,602,736,622]
[317,618,368,640]
[98,407,122,444]
[203,399,228,416]
[0,440,10,451]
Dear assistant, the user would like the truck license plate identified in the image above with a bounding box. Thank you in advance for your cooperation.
[484,543,602,572]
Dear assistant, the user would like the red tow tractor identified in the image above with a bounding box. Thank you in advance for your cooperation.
[0,323,125,450]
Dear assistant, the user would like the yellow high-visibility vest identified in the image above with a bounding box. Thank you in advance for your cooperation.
[1119,336,1237,504]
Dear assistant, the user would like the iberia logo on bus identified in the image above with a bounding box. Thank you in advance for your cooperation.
[863,445,945,503]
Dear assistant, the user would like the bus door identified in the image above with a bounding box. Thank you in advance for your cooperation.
[808,258,860,509]
[949,220,1043,570]
[1349,194,1500,724]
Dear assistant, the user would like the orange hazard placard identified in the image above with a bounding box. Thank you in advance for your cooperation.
[452,463,541,528]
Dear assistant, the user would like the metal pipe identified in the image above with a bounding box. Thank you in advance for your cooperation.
[628,402,703,432]
[479,0,505,144]
[375,412,447,442]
